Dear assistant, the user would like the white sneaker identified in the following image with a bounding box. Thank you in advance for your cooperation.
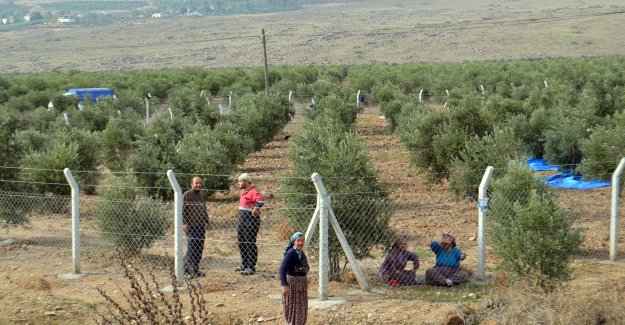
[233,265,245,272]
[240,268,255,275]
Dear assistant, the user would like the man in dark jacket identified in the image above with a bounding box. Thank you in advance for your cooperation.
[183,176,209,279]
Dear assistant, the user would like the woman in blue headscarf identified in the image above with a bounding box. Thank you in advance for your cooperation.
[279,231,309,325]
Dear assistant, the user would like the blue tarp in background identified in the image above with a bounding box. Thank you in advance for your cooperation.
[527,157,610,189]
[528,157,559,171]
[544,173,610,189]
[66,88,115,103]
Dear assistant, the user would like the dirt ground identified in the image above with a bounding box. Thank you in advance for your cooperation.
[1,103,624,324]
[2,0,625,73]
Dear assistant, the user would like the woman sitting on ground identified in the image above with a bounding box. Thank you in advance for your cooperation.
[425,233,469,286]
[379,236,421,286]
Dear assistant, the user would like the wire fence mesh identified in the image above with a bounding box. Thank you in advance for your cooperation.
[1,167,623,298]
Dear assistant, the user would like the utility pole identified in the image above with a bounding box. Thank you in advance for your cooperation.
[262,29,269,95]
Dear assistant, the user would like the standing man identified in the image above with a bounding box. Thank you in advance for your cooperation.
[234,173,264,275]
[183,176,209,279]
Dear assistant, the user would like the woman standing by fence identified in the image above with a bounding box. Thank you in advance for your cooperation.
[279,232,309,325]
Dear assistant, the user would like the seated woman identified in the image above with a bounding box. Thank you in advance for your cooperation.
[379,236,421,286]
[425,233,469,286]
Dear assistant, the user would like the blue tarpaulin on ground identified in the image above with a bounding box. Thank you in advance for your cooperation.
[527,157,610,189]
[528,157,559,171]
[544,173,610,189]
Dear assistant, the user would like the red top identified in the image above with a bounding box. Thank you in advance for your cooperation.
[239,186,264,211]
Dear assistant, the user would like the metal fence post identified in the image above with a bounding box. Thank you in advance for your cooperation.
[311,173,329,300]
[63,168,81,274]
[167,170,184,285]
[477,166,494,280]
[144,97,150,125]
[610,157,625,261]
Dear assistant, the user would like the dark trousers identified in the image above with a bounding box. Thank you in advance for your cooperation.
[237,210,260,271]
[184,225,206,274]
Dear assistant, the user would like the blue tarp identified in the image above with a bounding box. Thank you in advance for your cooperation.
[544,173,610,189]
[528,157,559,171]
[66,88,115,103]
[527,157,610,189]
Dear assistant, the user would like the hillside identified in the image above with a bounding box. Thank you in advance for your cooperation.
[2,0,625,73]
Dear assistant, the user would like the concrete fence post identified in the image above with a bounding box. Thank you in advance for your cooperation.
[311,173,329,300]
[477,166,494,280]
[167,170,184,285]
[610,157,625,261]
[63,168,81,274]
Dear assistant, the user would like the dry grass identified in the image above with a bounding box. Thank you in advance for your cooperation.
[2,0,625,73]
[472,273,625,325]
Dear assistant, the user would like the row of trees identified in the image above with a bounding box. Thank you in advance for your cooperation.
[282,92,392,280]
[2,57,623,286]
[364,59,625,290]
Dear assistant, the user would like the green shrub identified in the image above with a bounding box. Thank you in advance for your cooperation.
[69,107,111,132]
[543,113,587,171]
[489,161,582,291]
[449,128,527,199]
[212,121,254,166]
[94,174,171,256]
[99,118,136,171]
[0,192,36,226]
[27,107,58,132]
[227,93,294,150]
[311,94,360,128]
[19,142,79,196]
[579,109,625,180]
[168,85,219,127]
[0,110,26,191]
[380,96,419,133]
[174,126,234,194]
[282,113,392,280]
[397,107,449,182]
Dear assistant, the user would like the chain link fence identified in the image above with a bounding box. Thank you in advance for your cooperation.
[1,167,624,298]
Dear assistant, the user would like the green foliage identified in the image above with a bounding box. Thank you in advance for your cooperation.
[174,125,234,194]
[50,94,80,111]
[397,107,449,181]
[579,109,625,180]
[449,129,527,200]
[99,117,139,171]
[283,111,392,280]
[380,96,419,133]
[543,109,588,171]
[19,142,78,196]
[398,95,493,183]
[227,93,294,150]
[94,174,171,256]
[489,161,582,291]
[308,94,359,128]
[0,109,26,191]
[127,118,180,199]
[212,121,254,166]
[0,192,36,227]
[168,85,219,127]
[18,128,100,195]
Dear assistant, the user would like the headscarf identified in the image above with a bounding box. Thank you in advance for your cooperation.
[391,236,408,251]
[284,231,304,257]
[442,232,456,247]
